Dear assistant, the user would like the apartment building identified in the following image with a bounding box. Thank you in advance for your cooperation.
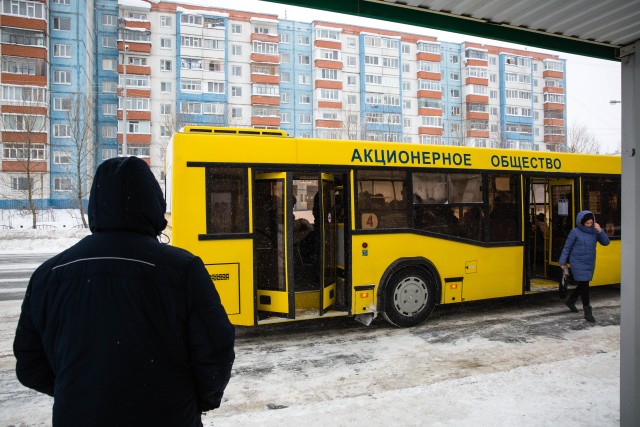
[0,0,566,207]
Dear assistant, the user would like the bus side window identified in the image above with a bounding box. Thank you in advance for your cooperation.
[488,174,519,242]
[205,167,248,234]
[582,176,621,238]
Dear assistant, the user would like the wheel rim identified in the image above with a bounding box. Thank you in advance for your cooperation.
[393,276,429,317]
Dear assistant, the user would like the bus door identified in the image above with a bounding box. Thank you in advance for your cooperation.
[548,179,575,268]
[254,173,294,319]
[319,173,337,314]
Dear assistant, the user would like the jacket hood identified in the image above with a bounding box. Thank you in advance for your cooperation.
[576,210,596,233]
[88,157,167,236]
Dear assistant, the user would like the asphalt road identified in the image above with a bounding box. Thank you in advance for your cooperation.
[0,253,50,302]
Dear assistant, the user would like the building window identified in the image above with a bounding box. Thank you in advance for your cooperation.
[53,70,71,84]
[298,74,310,85]
[299,94,310,104]
[160,38,172,49]
[54,177,72,192]
[450,89,460,98]
[160,16,172,28]
[298,55,310,65]
[232,45,242,56]
[160,60,171,71]
[451,106,461,116]
[281,112,291,123]
[279,33,290,43]
[281,92,290,103]
[299,114,311,124]
[53,17,72,31]
[231,107,242,118]
[231,86,242,97]
[231,65,242,77]
[102,58,117,71]
[102,36,116,49]
[102,14,116,26]
[102,104,117,116]
[450,55,459,64]
[402,44,411,54]
[11,176,32,191]
[346,56,356,68]
[102,125,117,138]
[53,97,71,110]
[160,82,172,93]
[231,24,242,35]
[347,75,356,86]
[53,150,72,164]
[53,124,71,138]
[53,44,71,58]
[160,126,172,137]
[160,104,172,114]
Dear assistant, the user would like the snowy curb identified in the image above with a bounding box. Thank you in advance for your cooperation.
[0,229,90,254]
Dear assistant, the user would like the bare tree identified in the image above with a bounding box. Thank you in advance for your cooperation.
[61,93,97,228]
[0,93,48,228]
[566,123,601,154]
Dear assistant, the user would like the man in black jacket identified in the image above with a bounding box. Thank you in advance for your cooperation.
[13,157,235,426]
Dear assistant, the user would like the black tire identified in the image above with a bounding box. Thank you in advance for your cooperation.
[381,267,437,327]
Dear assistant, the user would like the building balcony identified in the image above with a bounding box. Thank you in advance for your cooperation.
[543,102,565,111]
[251,74,280,84]
[465,59,488,67]
[544,135,565,143]
[251,95,280,106]
[417,90,441,100]
[118,133,151,144]
[418,127,443,135]
[250,33,280,43]
[418,108,442,116]
[314,40,342,50]
[1,105,47,115]
[1,160,47,173]
[118,41,151,54]
[467,129,490,138]
[1,73,46,86]
[1,44,47,59]
[544,118,564,126]
[417,71,441,81]
[119,65,151,75]
[465,94,489,104]
[416,52,441,62]
[251,116,281,127]
[465,77,488,86]
[543,70,563,79]
[118,89,151,98]
[0,15,46,31]
[315,119,343,128]
[317,100,342,109]
[315,80,342,90]
[1,131,47,144]
[314,59,343,70]
[543,86,564,94]
[467,111,489,120]
[118,110,151,121]
[125,20,151,30]
[250,53,280,64]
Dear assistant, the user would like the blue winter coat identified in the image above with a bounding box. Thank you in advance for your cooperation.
[559,210,610,281]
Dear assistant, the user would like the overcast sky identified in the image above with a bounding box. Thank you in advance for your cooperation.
[171,0,622,153]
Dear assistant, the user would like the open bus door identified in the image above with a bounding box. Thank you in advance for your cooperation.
[254,173,294,320]
[319,173,337,314]
[548,179,575,268]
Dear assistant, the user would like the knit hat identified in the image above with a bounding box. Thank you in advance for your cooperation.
[580,212,594,225]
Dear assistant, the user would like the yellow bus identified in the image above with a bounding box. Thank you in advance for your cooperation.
[165,126,621,327]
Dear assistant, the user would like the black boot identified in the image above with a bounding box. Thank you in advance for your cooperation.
[565,298,579,313]
[584,305,595,323]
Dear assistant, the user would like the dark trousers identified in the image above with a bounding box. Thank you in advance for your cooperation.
[569,280,590,307]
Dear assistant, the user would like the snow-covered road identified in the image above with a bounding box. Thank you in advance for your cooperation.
[0,286,620,426]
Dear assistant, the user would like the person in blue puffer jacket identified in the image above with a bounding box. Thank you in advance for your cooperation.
[559,210,610,322]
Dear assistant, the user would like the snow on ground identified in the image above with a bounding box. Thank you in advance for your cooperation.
[0,209,621,426]
[0,209,89,254]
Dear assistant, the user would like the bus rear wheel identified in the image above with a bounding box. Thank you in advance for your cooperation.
[382,267,436,327]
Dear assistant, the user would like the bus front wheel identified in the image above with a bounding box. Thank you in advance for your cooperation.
[382,267,436,327]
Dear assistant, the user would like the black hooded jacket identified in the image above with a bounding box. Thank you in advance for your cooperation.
[13,157,235,426]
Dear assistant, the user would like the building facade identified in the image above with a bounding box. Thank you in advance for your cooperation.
[0,0,566,207]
